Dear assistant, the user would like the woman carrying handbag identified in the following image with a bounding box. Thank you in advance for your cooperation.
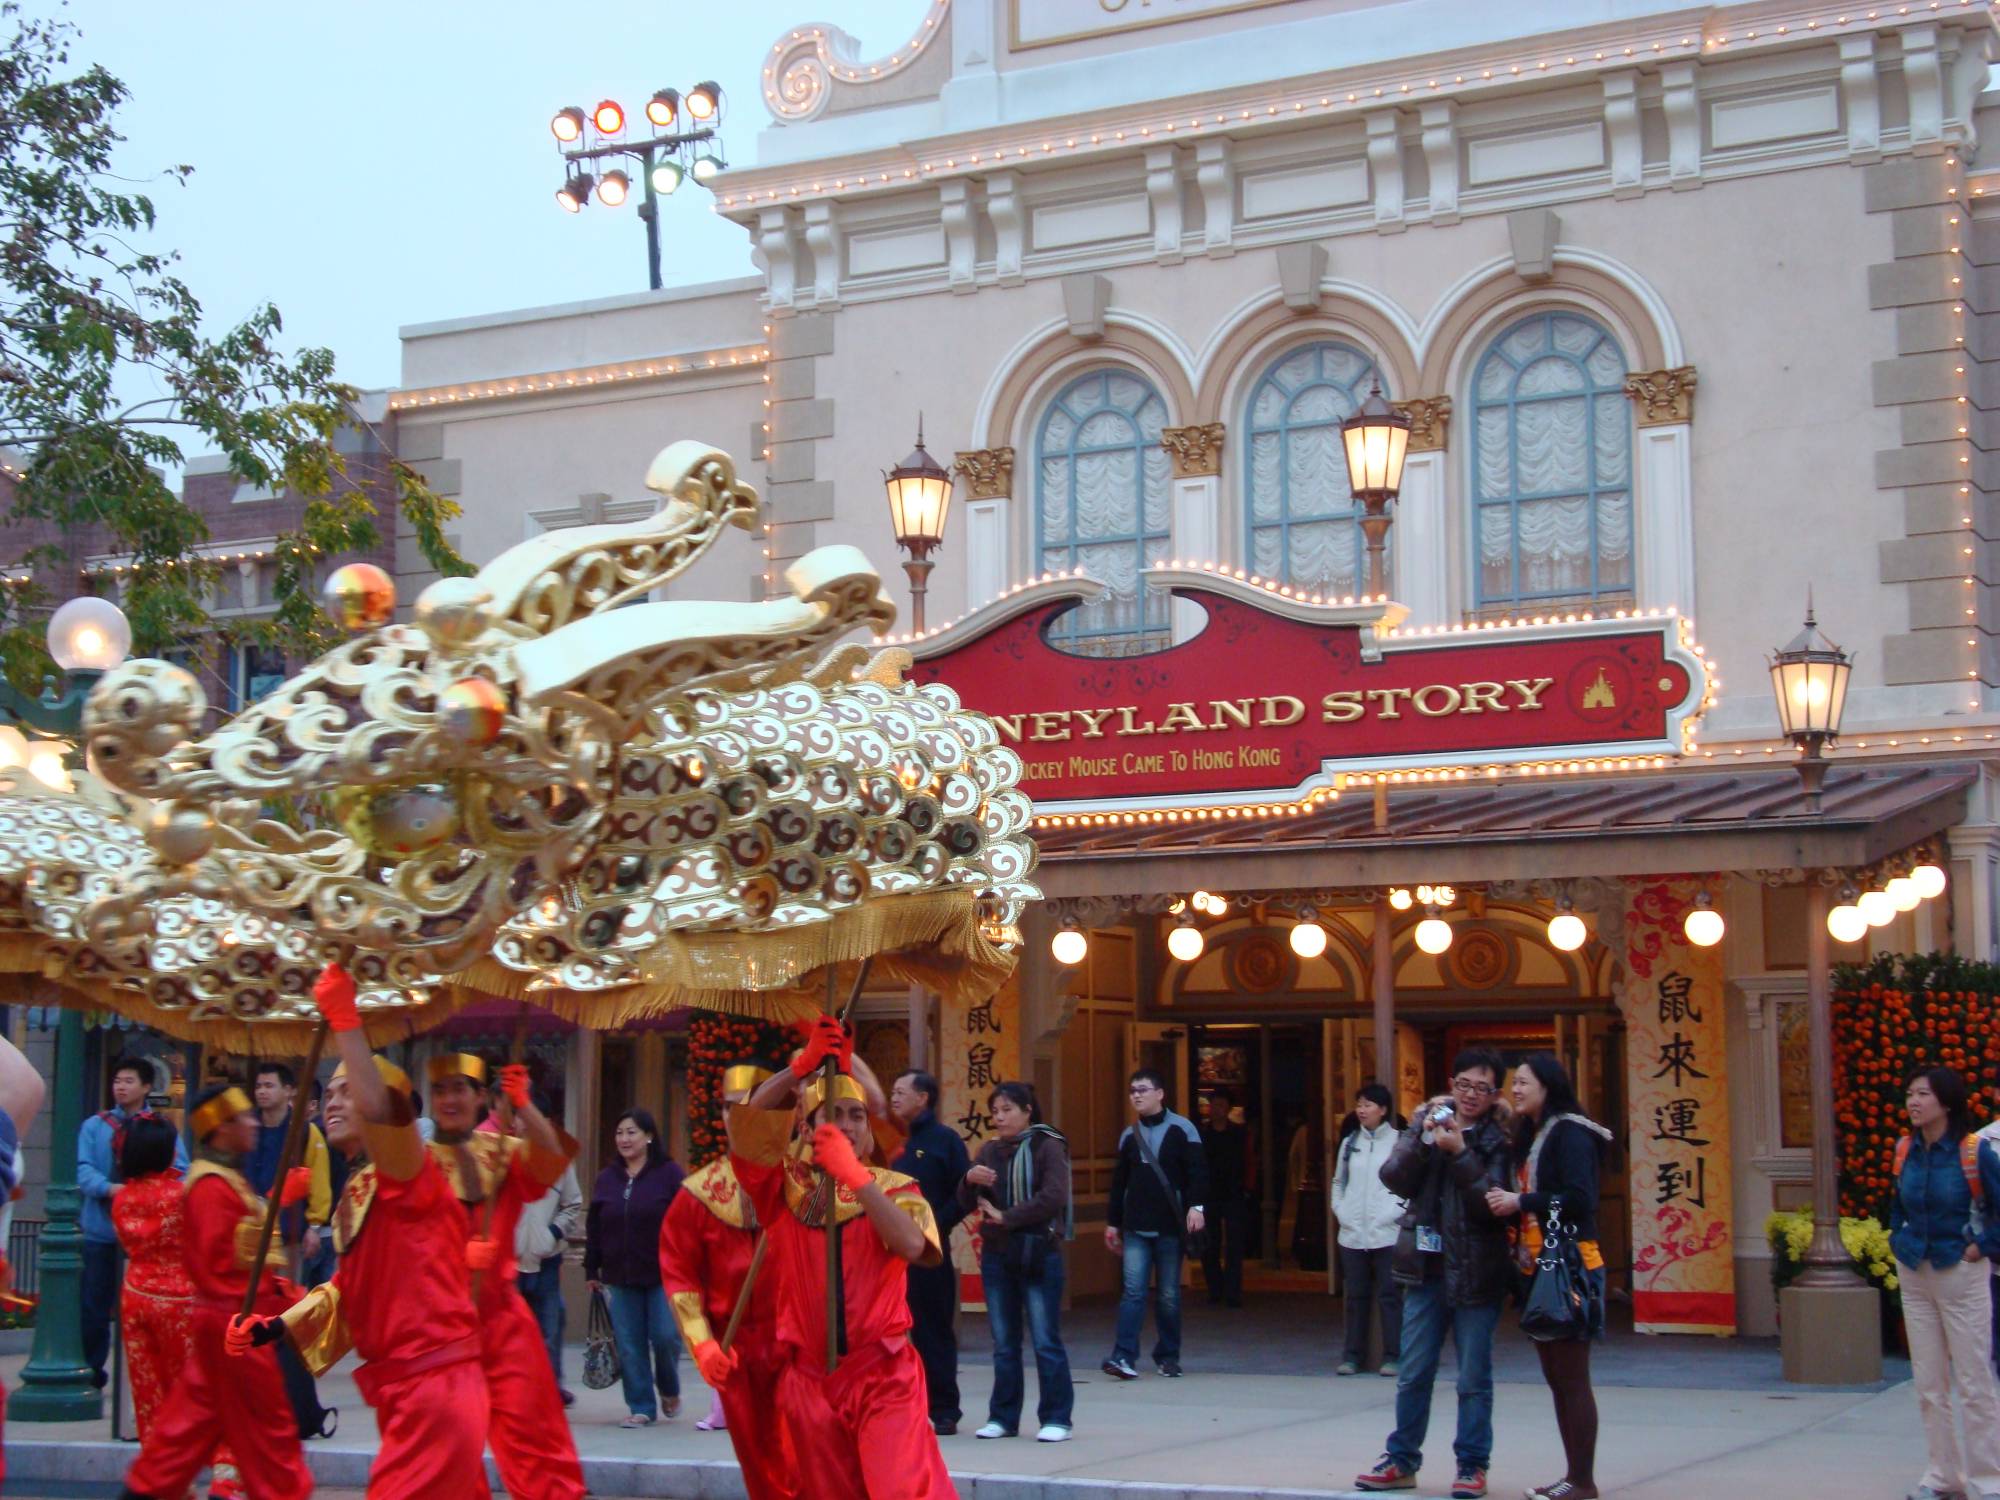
[1486,1053,1612,1500]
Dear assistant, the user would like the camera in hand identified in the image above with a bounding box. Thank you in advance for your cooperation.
[1428,1103,1456,1126]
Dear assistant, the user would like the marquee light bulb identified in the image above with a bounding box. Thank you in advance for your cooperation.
[1910,863,1948,900]
[1051,925,1088,966]
[1289,922,1328,959]
[1858,889,1896,927]
[1827,903,1870,943]
[1886,876,1922,913]
[1167,922,1205,962]
[1547,912,1587,952]
[1415,916,1452,955]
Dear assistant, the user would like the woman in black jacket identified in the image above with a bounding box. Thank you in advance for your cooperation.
[584,1108,687,1426]
[959,1081,1074,1442]
[1486,1052,1613,1500]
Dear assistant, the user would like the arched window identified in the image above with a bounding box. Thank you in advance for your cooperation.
[1034,369,1172,652]
[1470,311,1632,609]
[1243,342,1386,597]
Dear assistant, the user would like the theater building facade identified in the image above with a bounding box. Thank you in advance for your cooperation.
[379,0,2000,1335]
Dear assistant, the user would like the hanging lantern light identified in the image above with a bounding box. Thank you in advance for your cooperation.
[1167,918,1205,963]
[1289,919,1327,959]
[1051,923,1089,966]
[1414,914,1453,955]
[1388,887,1413,911]
[1886,876,1922,914]
[1683,890,1724,947]
[1827,898,1870,944]
[1909,863,1948,900]
[1858,888,1896,927]
[1547,904,1587,952]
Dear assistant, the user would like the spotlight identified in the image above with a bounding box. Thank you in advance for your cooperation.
[1910,863,1948,900]
[551,106,585,142]
[686,80,722,120]
[1289,922,1327,959]
[1415,915,1453,955]
[692,153,724,183]
[650,158,684,195]
[593,99,625,134]
[1683,891,1724,947]
[1051,924,1088,966]
[1167,918,1204,962]
[597,170,630,207]
[647,88,681,128]
[556,173,594,213]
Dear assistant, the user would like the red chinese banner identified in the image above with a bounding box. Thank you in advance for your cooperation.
[909,583,1702,811]
[939,973,1021,1309]
[1620,877,1736,1335]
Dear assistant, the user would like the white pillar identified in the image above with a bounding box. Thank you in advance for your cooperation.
[1636,422,1696,618]
[1395,451,1449,626]
[965,497,1012,609]
[1172,475,1220,641]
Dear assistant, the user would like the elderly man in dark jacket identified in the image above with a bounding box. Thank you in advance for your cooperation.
[891,1068,971,1435]
[1355,1048,1514,1500]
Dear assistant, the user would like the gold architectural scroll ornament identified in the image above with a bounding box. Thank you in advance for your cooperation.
[952,448,1015,500]
[1393,396,1453,453]
[1623,366,1697,427]
[0,441,1039,1049]
[1160,423,1227,479]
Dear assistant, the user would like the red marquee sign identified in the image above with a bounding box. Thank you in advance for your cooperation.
[909,571,1708,813]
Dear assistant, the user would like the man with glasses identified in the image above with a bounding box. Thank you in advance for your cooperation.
[1102,1069,1207,1381]
[1355,1048,1514,1500]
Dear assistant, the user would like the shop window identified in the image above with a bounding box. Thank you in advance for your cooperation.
[1243,341,1386,598]
[228,644,287,711]
[1033,368,1172,655]
[1469,312,1633,610]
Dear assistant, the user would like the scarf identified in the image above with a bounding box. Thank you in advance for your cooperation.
[1515,1112,1614,1271]
[1005,1125,1073,1240]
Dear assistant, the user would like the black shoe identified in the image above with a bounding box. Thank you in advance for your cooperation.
[1101,1356,1139,1380]
[1156,1359,1182,1377]
[559,1388,575,1408]
[933,1419,958,1436]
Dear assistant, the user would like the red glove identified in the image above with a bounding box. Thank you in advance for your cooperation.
[693,1338,738,1388]
[225,1314,284,1356]
[812,1123,872,1192]
[499,1063,532,1112]
[788,1016,853,1079]
[312,964,361,1033]
[465,1237,499,1273]
[279,1166,311,1208]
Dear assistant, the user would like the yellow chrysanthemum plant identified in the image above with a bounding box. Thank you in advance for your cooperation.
[1765,1210,1900,1298]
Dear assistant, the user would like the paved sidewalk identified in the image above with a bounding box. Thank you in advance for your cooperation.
[3,1298,1930,1498]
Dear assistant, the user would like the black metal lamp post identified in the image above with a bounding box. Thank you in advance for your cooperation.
[1339,379,1412,600]
[882,419,954,634]
[1768,599,1853,814]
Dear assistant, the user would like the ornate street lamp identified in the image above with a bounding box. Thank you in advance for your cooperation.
[7,594,131,1422]
[882,418,954,635]
[1340,378,1411,600]
[1768,599,1852,814]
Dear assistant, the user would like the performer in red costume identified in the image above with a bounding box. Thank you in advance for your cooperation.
[231,964,492,1500]
[424,1052,586,1500]
[122,1086,313,1500]
[661,1063,799,1500]
[730,1017,957,1500]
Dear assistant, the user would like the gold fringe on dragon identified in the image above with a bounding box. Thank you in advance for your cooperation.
[0,442,1037,1051]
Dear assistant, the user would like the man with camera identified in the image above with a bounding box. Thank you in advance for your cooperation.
[1354,1047,1514,1500]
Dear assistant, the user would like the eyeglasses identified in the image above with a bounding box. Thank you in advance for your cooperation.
[1129,1085,1161,1097]
[1450,1078,1496,1096]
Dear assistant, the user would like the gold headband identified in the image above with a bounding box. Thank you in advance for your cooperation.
[426,1053,489,1086]
[190,1087,253,1142]
[722,1064,773,1097]
[801,1072,866,1116]
[333,1057,414,1097]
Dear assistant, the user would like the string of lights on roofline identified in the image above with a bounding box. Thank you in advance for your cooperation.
[721,0,1991,212]
[1048,859,1950,969]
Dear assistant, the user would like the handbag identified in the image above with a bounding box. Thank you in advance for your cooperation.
[582,1287,622,1390]
[1132,1118,1206,1257]
[1518,1199,1590,1343]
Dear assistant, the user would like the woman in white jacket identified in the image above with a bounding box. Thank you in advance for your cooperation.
[1332,1083,1408,1376]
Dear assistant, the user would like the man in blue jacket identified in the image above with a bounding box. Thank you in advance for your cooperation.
[77,1054,186,1388]
[891,1068,970,1435]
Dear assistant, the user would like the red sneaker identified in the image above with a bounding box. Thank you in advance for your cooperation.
[1355,1455,1417,1491]
[1451,1466,1488,1498]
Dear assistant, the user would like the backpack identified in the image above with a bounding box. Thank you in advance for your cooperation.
[1894,1133,1986,1236]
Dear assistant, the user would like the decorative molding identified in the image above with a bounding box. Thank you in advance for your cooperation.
[1160,422,1226,478]
[1366,110,1406,234]
[1661,62,1703,190]
[1624,366,1697,427]
[1196,139,1236,258]
[1903,24,1946,155]
[939,180,976,294]
[1603,72,1642,199]
[1276,242,1327,312]
[1839,34,1882,163]
[1394,396,1452,453]
[758,208,799,310]
[762,2,950,123]
[1419,101,1458,224]
[803,201,841,307]
[953,446,1015,499]
[988,171,1025,286]
[1146,145,1185,265]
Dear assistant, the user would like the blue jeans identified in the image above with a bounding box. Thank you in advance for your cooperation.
[1111,1232,1182,1365]
[982,1246,1074,1431]
[81,1239,119,1385]
[1385,1279,1500,1472]
[605,1283,682,1418]
[518,1260,567,1389]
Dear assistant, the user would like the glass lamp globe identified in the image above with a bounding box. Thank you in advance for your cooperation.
[1886,877,1922,913]
[1388,887,1413,911]
[47,596,131,671]
[1050,926,1088,966]
[1289,922,1328,959]
[1683,907,1725,947]
[1547,912,1587,952]
[1909,863,1948,900]
[25,740,69,791]
[1858,889,1896,927]
[1414,916,1452,955]
[1827,903,1870,944]
[1166,922,1205,962]
[0,725,25,770]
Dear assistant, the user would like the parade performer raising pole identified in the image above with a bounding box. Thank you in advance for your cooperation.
[730,1014,957,1499]
[230,963,493,1500]
[424,1051,587,1500]
[121,1086,313,1500]
[661,1063,798,1500]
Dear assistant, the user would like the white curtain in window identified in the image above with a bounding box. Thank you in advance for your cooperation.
[1244,341,1384,596]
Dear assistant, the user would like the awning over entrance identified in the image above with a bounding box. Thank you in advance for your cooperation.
[1033,762,1979,896]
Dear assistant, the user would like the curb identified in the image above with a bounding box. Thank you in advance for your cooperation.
[5,1442,1371,1499]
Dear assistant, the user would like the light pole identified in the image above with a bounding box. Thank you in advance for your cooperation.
[549,86,727,291]
[1340,378,1412,600]
[8,594,131,1422]
[1768,598,1853,814]
[882,419,954,635]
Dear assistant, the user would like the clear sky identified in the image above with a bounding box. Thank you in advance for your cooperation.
[67,1,926,392]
